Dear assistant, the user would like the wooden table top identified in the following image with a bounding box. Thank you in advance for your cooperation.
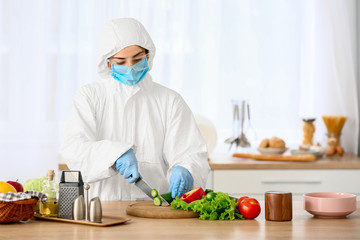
[209,153,360,170]
[2,201,360,240]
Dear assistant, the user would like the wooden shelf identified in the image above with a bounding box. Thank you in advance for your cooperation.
[209,153,360,170]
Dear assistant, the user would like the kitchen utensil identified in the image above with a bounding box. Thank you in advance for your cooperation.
[58,171,84,219]
[34,214,130,227]
[89,197,102,223]
[265,191,292,221]
[84,184,90,221]
[257,147,288,155]
[134,176,169,206]
[239,100,250,148]
[246,103,257,142]
[72,195,85,221]
[224,101,240,150]
[232,153,316,161]
[126,201,199,219]
[303,192,356,218]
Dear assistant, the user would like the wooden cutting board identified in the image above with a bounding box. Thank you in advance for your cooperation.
[126,201,199,219]
[233,153,316,162]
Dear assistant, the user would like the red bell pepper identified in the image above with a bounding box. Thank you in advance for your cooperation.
[179,187,205,203]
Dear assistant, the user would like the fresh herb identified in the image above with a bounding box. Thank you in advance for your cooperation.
[171,192,244,220]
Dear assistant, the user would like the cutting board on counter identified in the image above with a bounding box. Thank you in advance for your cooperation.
[233,153,317,162]
[126,201,199,219]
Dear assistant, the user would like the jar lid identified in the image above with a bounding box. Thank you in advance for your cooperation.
[302,118,316,123]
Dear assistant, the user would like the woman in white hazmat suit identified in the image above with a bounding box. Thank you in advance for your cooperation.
[59,18,210,201]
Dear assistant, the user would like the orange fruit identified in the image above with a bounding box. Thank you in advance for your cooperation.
[0,181,17,193]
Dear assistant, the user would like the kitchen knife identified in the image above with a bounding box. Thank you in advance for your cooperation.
[134,176,170,206]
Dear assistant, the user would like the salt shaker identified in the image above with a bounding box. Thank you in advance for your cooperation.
[89,197,102,223]
[72,195,85,220]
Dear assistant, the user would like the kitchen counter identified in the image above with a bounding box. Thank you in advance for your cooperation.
[2,201,360,240]
[58,153,360,171]
[209,153,360,170]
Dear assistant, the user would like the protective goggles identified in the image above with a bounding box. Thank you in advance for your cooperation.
[107,53,149,68]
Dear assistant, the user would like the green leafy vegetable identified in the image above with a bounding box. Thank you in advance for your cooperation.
[23,177,59,197]
[171,192,244,220]
[23,177,46,192]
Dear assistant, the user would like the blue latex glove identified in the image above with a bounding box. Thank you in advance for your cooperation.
[168,166,193,198]
[115,149,140,183]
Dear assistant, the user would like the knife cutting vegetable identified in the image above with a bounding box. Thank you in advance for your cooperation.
[133,176,170,206]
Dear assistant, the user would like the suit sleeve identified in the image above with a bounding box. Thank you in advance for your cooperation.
[163,95,210,189]
[59,86,132,183]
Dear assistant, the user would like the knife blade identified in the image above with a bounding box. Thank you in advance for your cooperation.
[134,176,170,206]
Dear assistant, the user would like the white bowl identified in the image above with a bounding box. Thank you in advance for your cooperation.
[290,149,320,157]
[257,148,288,155]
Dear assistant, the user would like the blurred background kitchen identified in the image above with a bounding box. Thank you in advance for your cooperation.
[0,0,359,189]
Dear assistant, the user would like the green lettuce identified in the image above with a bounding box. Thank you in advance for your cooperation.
[171,192,244,220]
[23,177,46,192]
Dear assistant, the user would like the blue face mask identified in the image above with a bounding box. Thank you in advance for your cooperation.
[110,58,149,86]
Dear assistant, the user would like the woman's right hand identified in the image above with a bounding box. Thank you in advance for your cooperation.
[116,148,140,183]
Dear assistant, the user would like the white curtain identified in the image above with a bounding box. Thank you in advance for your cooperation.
[299,0,358,154]
[0,0,358,183]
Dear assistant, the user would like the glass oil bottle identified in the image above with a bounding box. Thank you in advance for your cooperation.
[40,170,59,217]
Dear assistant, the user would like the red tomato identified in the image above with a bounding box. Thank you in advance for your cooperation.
[238,196,249,205]
[238,197,261,219]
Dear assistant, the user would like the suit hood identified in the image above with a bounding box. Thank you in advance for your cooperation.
[97,18,156,79]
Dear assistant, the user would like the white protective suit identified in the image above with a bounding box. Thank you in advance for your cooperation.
[59,18,210,201]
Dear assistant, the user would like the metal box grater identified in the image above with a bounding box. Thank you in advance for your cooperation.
[58,171,84,219]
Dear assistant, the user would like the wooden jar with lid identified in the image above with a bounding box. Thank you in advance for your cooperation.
[265,191,292,221]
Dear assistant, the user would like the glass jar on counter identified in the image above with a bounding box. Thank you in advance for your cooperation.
[302,118,316,146]
[326,132,341,148]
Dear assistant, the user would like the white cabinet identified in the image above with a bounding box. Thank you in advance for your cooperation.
[212,169,360,200]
